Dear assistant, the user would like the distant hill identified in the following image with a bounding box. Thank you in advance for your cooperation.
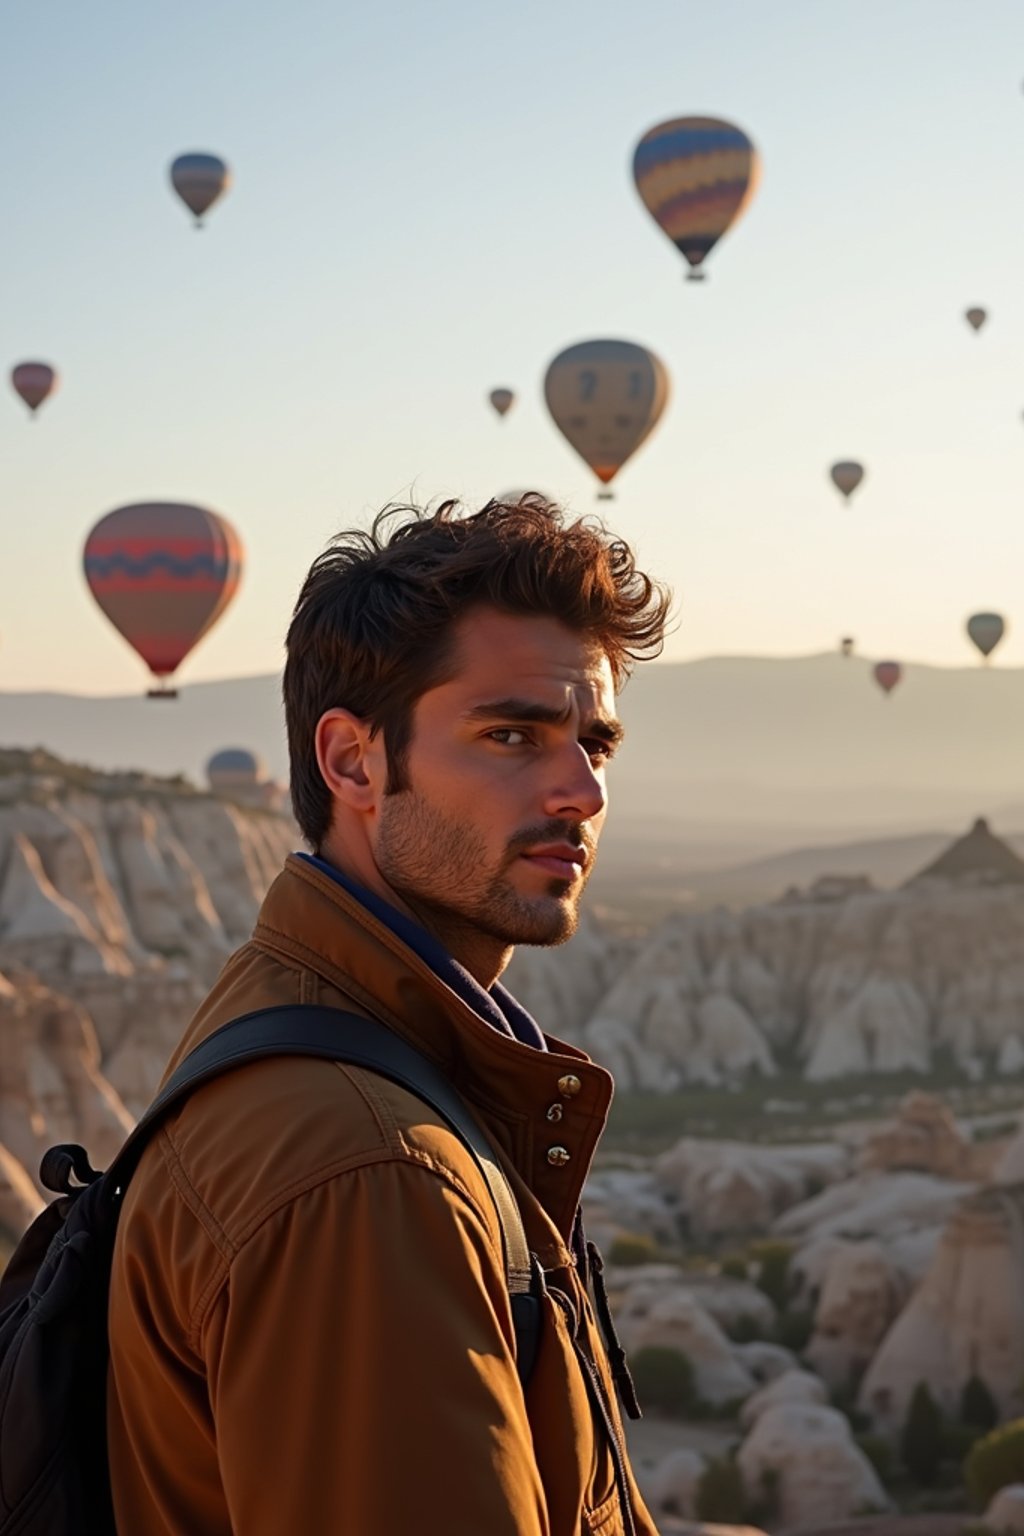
[588,823,1024,919]
[4,653,1024,849]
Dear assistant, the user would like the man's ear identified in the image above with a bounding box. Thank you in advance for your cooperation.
[315,709,384,812]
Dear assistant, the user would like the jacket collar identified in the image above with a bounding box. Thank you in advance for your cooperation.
[252,855,613,1245]
[295,852,548,1049]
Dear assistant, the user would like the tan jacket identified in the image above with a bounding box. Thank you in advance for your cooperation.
[107,854,657,1535]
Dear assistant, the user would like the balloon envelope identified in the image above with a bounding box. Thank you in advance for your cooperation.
[873,660,901,695]
[632,116,760,278]
[841,637,855,658]
[544,339,669,490]
[170,153,231,223]
[11,362,58,414]
[207,746,265,789]
[965,307,987,332]
[966,611,1006,660]
[489,388,515,418]
[497,489,554,506]
[830,461,865,499]
[83,502,243,686]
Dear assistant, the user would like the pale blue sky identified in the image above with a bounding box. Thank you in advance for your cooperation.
[4,0,1024,693]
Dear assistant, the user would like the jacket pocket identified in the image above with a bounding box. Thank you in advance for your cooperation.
[584,1485,625,1535]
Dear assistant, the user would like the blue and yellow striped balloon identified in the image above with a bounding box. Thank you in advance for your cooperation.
[632,116,760,280]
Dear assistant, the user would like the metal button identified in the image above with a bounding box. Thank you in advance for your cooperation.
[547,1145,571,1167]
[546,1103,564,1123]
[557,1073,582,1098]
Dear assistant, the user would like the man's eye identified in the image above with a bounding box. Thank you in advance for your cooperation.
[489,728,531,746]
[582,738,615,761]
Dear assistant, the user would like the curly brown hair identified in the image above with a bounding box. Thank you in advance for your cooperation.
[284,496,672,847]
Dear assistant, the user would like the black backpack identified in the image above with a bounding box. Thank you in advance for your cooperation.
[0,1004,541,1536]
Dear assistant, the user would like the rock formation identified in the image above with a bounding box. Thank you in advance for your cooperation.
[655,1137,849,1238]
[615,1278,756,1406]
[858,1182,1024,1431]
[774,1170,973,1247]
[0,751,297,1215]
[858,1090,981,1179]
[984,1484,1024,1534]
[641,1448,705,1524]
[558,819,1024,1088]
[802,1239,912,1390]
[906,816,1024,888]
[0,964,138,1243]
[738,1367,829,1429]
[736,1402,890,1528]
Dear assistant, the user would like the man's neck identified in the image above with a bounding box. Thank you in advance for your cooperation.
[316,837,511,989]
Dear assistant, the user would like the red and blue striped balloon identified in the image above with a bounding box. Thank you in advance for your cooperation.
[83,502,243,693]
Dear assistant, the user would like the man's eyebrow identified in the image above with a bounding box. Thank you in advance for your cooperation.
[463,697,626,745]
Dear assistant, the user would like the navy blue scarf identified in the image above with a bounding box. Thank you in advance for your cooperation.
[298,853,547,1051]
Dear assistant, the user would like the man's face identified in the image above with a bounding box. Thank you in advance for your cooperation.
[373,607,620,951]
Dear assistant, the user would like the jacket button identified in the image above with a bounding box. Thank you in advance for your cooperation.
[546,1103,564,1123]
[547,1146,571,1167]
[557,1074,582,1098]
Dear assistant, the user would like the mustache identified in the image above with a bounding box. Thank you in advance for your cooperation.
[504,821,596,864]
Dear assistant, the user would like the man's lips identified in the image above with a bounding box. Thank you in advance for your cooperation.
[519,844,588,880]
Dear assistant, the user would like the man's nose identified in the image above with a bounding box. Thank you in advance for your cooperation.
[543,741,607,822]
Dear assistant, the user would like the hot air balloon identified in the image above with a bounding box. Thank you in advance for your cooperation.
[544,339,669,498]
[83,502,243,697]
[207,747,266,791]
[873,661,901,696]
[632,116,760,281]
[830,461,865,500]
[965,307,987,332]
[169,153,231,226]
[841,637,855,658]
[966,611,1006,662]
[498,488,555,506]
[489,388,515,418]
[11,362,58,416]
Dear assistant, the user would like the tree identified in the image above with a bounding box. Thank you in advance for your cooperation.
[750,1240,792,1311]
[901,1381,943,1484]
[961,1374,999,1433]
[629,1347,696,1418]
[694,1458,747,1523]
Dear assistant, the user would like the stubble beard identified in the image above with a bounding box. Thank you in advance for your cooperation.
[375,788,593,950]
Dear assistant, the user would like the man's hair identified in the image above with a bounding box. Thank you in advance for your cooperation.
[284,496,672,847]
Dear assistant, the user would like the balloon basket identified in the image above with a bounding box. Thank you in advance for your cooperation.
[686,271,707,283]
[596,491,615,502]
[146,687,179,700]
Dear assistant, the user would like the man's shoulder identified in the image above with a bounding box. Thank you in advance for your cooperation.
[126,1036,498,1256]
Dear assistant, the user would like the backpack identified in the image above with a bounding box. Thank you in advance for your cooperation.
[0,1004,541,1536]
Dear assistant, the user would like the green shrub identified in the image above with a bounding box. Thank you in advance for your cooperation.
[855,1432,893,1483]
[750,1239,793,1310]
[961,1374,999,1433]
[607,1234,660,1267]
[726,1312,765,1344]
[747,1466,781,1525]
[965,1417,1024,1507]
[901,1381,944,1485]
[720,1252,749,1280]
[775,1307,814,1352]
[629,1346,695,1417]
[695,1457,747,1524]
[942,1421,984,1461]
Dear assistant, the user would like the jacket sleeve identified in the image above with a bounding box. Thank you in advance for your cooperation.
[201,1156,550,1536]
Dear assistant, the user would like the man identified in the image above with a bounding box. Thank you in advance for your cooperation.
[107,496,671,1535]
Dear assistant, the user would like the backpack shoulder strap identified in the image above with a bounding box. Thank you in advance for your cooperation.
[111,1005,534,1301]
